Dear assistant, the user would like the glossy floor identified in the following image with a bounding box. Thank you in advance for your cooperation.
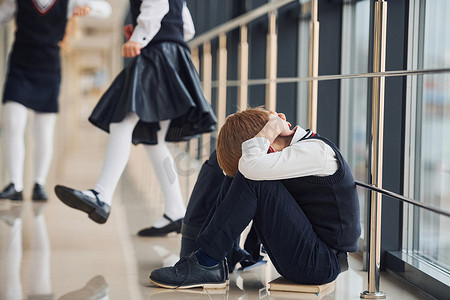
[0,123,433,300]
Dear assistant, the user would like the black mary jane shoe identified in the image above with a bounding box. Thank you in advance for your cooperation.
[32,183,48,201]
[0,183,23,201]
[54,185,110,224]
[137,214,182,237]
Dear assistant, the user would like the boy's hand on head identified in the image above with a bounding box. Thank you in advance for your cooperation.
[73,6,92,17]
[256,111,294,144]
[124,24,134,41]
[122,41,142,57]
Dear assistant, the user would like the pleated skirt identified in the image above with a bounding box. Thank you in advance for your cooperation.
[89,42,216,145]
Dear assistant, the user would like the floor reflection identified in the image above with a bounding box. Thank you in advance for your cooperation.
[0,203,24,300]
[0,202,53,300]
[58,275,108,300]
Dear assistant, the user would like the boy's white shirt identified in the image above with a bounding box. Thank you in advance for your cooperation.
[0,0,112,27]
[129,0,195,48]
[238,126,339,181]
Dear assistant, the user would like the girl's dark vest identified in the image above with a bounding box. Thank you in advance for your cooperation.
[130,0,187,49]
[281,132,361,252]
[11,0,68,71]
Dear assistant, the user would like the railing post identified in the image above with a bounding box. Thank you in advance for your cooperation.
[189,47,200,158]
[265,11,277,112]
[217,34,228,129]
[361,0,387,299]
[307,0,319,132]
[238,25,249,111]
[201,42,213,160]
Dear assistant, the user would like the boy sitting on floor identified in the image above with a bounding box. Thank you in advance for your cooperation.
[149,107,361,289]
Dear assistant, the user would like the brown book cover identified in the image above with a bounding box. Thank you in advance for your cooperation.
[269,276,335,294]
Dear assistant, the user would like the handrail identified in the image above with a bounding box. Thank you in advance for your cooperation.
[189,0,296,48]
[355,181,450,218]
[207,67,450,87]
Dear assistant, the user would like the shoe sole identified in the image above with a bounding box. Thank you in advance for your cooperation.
[54,186,107,224]
[0,196,23,201]
[149,278,227,289]
[32,195,48,201]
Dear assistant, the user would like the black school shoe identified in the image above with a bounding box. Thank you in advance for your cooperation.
[54,185,110,224]
[150,252,228,289]
[0,183,23,201]
[137,214,182,236]
[32,183,48,201]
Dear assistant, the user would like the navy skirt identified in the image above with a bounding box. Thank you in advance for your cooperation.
[89,42,217,145]
[2,63,61,113]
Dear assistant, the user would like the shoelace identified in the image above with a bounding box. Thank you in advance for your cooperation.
[176,255,195,288]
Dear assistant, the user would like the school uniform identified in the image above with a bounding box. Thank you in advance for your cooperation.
[0,0,110,200]
[89,0,217,145]
[195,127,361,284]
[1,0,111,113]
[180,150,264,272]
[2,0,68,112]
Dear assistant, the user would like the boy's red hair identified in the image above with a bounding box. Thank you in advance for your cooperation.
[216,107,270,177]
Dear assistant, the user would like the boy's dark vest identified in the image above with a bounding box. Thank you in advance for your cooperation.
[11,0,68,71]
[281,132,361,252]
[130,0,187,48]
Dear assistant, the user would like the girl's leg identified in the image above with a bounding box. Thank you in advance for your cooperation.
[3,102,28,192]
[143,120,186,228]
[32,111,56,185]
[88,113,140,205]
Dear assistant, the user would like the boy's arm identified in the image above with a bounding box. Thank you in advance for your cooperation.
[68,0,112,18]
[0,0,16,27]
[182,1,195,41]
[238,137,335,180]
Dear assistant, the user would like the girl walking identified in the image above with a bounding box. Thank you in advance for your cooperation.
[55,0,216,236]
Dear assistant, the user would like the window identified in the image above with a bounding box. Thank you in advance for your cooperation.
[405,0,450,273]
[339,0,370,246]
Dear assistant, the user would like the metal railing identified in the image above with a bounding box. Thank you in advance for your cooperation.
[187,0,450,298]
[355,181,450,218]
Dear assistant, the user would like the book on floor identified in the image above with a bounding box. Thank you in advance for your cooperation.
[268,276,335,294]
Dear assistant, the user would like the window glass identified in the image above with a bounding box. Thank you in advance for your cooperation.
[411,0,450,271]
[340,0,370,241]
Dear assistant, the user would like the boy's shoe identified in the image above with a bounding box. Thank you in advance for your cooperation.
[54,185,110,224]
[137,214,182,236]
[32,183,48,201]
[0,183,23,201]
[150,253,228,289]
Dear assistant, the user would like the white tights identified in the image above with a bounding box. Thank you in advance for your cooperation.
[3,102,56,191]
[91,113,185,227]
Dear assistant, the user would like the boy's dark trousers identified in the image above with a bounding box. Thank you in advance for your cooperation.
[181,151,262,270]
[196,172,343,285]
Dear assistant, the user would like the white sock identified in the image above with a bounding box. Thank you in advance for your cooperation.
[3,102,28,192]
[32,111,56,185]
[93,113,140,205]
[143,120,186,228]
